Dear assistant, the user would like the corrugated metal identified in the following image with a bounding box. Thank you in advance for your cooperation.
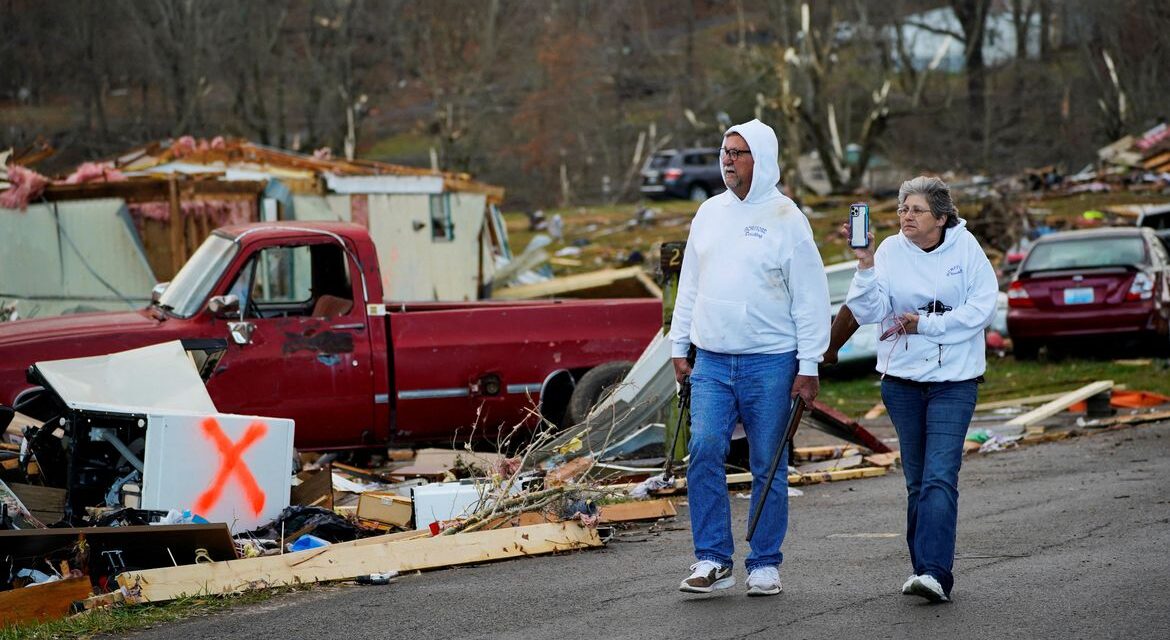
[0,199,156,318]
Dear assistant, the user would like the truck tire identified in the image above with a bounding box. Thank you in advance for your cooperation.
[566,361,634,425]
[1012,338,1039,360]
[688,183,709,202]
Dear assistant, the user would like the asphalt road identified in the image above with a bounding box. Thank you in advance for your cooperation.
[123,421,1170,640]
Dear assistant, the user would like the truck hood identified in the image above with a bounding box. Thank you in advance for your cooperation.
[0,310,177,404]
[0,310,163,350]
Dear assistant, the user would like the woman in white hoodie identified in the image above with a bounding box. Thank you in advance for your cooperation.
[844,176,998,604]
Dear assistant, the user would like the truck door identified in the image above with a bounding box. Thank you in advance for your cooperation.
[205,240,374,449]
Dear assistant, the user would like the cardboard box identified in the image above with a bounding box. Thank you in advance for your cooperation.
[357,492,413,527]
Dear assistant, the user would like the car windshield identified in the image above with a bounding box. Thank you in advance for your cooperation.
[1023,236,1147,272]
[157,234,239,317]
[826,267,856,304]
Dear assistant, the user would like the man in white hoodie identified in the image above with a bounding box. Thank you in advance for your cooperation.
[844,175,998,603]
[670,119,830,596]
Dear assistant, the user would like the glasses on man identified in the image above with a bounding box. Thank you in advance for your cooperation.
[719,147,752,162]
[896,205,932,217]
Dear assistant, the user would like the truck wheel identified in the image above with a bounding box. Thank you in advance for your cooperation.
[566,361,634,425]
[688,184,709,202]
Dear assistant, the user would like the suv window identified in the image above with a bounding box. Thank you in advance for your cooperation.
[683,153,717,166]
[648,154,675,169]
[1023,236,1147,272]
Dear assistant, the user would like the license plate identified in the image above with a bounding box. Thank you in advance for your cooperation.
[1063,287,1093,304]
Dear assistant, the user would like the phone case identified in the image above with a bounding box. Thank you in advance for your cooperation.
[849,203,869,249]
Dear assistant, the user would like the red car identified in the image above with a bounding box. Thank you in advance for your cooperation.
[1006,227,1170,358]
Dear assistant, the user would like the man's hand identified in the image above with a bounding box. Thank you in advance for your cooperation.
[672,357,692,384]
[791,374,819,404]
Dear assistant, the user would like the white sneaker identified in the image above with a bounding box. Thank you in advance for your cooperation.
[680,560,735,593]
[906,574,949,603]
[902,575,918,595]
[746,566,782,596]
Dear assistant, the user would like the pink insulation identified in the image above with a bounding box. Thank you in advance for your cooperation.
[0,165,50,211]
[63,162,127,184]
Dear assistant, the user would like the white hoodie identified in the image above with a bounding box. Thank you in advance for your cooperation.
[845,219,998,382]
[669,119,830,376]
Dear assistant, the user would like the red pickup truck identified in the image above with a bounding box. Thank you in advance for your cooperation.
[0,222,660,449]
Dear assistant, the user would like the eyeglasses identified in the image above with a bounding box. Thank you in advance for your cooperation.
[896,205,932,217]
[719,147,752,161]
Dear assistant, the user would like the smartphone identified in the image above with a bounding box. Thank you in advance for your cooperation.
[849,202,870,249]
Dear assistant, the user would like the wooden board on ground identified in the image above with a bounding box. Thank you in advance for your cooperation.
[797,454,864,474]
[0,577,92,627]
[1004,381,1114,428]
[118,522,602,603]
[7,482,65,526]
[599,498,676,523]
[790,467,888,485]
[864,452,901,467]
[792,445,861,463]
[975,391,1069,412]
[290,467,333,509]
[1094,409,1170,429]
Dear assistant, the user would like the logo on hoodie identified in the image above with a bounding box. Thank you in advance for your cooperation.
[744,225,767,239]
[946,265,963,276]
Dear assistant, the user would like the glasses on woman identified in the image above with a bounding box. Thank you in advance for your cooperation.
[896,205,932,217]
[719,147,752,161]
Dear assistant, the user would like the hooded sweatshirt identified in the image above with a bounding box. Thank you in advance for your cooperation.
[668,119,830,376]
[845,218,998,382]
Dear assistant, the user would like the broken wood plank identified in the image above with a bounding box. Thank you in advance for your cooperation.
[790,467,888,485]
[1097,409,1170,429]
[0,577,92,627]
[118,522,602,603]
[8,482,65,526]
[864,402,886,420]
[792,445,862,462]
[599,498,676,523]
[796,454,864,474]
[975,391,1069,411]
[290,467,333,509]
[807,401,894,453]
[863,452,901,468]
[1005,381,1114,428]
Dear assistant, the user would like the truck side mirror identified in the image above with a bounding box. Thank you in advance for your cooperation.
[208,294,241,318]
[151,282,170,304]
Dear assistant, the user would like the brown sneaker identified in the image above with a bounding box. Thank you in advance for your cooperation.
[679,560,735,593]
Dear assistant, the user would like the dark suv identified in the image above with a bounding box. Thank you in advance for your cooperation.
[640,148,725,201]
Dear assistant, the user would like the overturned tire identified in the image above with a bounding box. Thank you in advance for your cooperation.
[565,360,634,425]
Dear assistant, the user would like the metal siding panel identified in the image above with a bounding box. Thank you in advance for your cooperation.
[429,192,484,300]
[0,203,65,299]
[367,194,429,300]
[57,199,155,304]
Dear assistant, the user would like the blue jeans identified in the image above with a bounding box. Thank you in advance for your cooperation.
[686,348,796,572]
[881,377,978,596]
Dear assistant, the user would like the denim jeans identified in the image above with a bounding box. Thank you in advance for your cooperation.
[686,348,797,572]
[881,377,978,596]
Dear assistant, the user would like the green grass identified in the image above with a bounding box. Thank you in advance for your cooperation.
[821,356,1170,419]
[0,586,311,640]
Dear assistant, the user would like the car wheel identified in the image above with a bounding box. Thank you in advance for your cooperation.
[565,361,634,425]
[688,184,709,202]
[1012,338,1039,360]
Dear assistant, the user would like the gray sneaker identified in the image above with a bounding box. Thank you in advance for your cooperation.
[902,575,918,595]
[680,560,735,593]
[906,574,949,603]
[746,565,782,596]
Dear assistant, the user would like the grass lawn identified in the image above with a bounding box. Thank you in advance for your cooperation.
[821,355,1170,418]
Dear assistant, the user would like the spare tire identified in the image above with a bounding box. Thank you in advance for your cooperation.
[565,360,635,425]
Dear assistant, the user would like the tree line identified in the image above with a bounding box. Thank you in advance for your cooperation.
[2,0,1168,207]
